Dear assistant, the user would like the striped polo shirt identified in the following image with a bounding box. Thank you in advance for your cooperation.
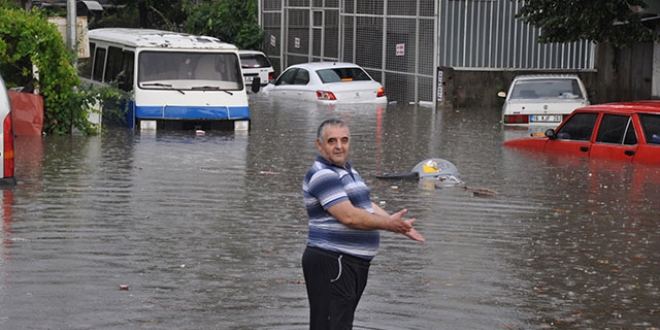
[303,156,380,260]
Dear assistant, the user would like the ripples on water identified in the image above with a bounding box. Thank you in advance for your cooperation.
[0,95,658,329]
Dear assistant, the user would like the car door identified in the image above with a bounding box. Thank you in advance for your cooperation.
[269,68,299,99]
[632,113,660,165]
[590,114,638,162]
[290,68,313,101]
[544,112,598,156]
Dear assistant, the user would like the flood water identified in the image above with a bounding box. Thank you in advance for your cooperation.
[1,95,659,330]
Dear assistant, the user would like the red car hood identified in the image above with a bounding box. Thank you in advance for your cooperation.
[503,136,550,149]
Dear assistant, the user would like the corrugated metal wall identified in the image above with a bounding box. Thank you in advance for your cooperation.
[259,0,596,104]
[439,0,595,69]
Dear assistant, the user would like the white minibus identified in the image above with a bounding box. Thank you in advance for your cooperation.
[79,28,259,131]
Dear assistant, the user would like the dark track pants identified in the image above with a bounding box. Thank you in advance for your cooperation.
[302,246,371,330]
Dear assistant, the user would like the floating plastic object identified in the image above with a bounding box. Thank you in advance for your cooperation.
[410,158,463,187]
[377,158,461,184]
[376,158,498,196]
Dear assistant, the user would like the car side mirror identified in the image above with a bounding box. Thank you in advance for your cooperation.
[497,91,506,98]
[545,129,557,140]
[251,77,261,93]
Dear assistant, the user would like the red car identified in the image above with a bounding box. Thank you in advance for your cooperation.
[504,101,660,165]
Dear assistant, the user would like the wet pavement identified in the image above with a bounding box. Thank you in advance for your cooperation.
[1,94,659,329]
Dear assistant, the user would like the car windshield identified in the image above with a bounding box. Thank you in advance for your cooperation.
[138,51,242,90]
[639,113,660,145]
[316,67,372,83]
[510,79,584,99]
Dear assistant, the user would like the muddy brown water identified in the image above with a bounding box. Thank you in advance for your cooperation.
[1,95,659,329]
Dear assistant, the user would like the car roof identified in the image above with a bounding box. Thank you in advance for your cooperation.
[574,101,660,115]
[88,28,236,50]
[288,62,362,70]
[238,50,266,55]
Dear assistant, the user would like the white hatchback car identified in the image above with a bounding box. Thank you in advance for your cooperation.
[499,74,590,127]
[262,62,387,104]
[0,74,16,186]
[238,50,274,88]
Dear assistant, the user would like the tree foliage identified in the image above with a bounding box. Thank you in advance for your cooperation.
[0,6,97,135]
[514,0,660,48]
[97,0,187,30]
[182,0,264,50]
[92,0,264,48]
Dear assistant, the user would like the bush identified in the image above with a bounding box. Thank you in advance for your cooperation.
[0,7,97,135]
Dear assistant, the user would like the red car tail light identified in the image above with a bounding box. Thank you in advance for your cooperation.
[316,91,337,101]
[377,87,385,98]
[4,114,14,178]
[503,114,529,124]
[268,72,274,82]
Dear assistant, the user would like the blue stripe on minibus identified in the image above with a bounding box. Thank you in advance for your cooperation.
[135,105,250,119]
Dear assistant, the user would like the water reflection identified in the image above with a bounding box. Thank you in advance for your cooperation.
[0,96,658,329]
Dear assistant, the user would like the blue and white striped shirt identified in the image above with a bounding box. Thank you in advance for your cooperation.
[303,156,380,260]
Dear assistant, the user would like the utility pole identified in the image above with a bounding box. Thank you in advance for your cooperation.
[66,0,77,54]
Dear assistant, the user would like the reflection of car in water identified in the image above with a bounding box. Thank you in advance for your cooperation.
[499,75,590,127]
[504,101,660,165]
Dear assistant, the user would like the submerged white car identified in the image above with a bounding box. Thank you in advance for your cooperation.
[499,75,590,127]
[262,62,387,104]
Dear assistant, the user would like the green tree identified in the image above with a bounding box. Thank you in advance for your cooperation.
[99,0,187,30]
[514,0,660,48]
[183,0,264,50]
[0,6,97,135]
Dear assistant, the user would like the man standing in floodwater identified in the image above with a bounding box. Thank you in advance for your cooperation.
[302,118,425,329]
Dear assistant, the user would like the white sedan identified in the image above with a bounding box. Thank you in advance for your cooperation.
[262,62,387,104]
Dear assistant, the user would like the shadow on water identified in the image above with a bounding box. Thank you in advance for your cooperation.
[0,95,659,329]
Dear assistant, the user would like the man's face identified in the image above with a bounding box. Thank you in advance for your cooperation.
[317,125,350,167]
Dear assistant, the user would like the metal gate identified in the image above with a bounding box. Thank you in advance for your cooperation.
[260,0,437,104]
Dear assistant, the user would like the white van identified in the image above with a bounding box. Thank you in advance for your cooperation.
[238,50,274,87]
[0,74,16,186]
[499,74,590,127]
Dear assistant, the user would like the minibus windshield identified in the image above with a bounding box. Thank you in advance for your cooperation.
[138,51,242,90]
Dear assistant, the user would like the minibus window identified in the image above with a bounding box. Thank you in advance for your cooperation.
[105,46,124,83]
[120,51,135,92]
[93,48,106,82]
[78,42,95,78]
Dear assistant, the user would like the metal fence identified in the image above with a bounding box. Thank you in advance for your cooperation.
[258,0,596,104]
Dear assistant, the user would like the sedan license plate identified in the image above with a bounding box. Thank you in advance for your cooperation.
[530,115,562,123]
